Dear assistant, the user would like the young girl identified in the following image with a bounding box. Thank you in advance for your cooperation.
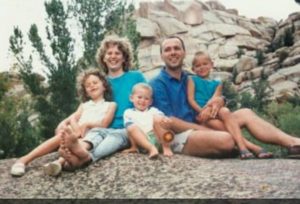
[11,68,116,176]
[43,68,116,176]
[187,51,273,159]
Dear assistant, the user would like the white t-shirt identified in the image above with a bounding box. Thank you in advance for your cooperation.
[78,99,112,125]
[123,107,164,134]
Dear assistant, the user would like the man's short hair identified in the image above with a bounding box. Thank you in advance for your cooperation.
[160,35,186,53]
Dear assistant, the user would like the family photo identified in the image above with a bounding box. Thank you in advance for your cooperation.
[1,0,300,200]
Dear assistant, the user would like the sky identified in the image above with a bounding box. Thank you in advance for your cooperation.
[0,0,299,73]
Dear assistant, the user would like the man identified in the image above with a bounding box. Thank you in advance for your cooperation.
[149,35,300,158]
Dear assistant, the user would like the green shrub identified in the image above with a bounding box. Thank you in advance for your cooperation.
[266,102,300,136]
[222,80,239,110]
[0,97,41,159]
[278,50,289,65]
[283,28,294,47]
[255,50,264,66]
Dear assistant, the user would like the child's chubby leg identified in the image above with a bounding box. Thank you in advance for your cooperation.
[153,115,174,157]
[60,127,92,166]
[122,134,139,153]
[126,124,158,159]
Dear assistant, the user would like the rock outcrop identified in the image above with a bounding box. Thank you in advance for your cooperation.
[135,0,300,101]
[1,153,300,198]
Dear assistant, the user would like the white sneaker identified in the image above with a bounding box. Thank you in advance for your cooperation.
[10,162,26,177]
[43,161,62,176]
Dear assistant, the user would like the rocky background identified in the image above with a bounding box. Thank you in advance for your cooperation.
[1,152,300,198]
[1,0,300,199]
[136,0,300,101]
[3,0,300,102]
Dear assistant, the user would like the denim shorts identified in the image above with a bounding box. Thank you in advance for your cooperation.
[83,128,129,161]
[170,129,193,153]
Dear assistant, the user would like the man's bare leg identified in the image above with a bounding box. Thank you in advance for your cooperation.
[233,108,300,147]
[182,130,235,158]
[169,117,211,133]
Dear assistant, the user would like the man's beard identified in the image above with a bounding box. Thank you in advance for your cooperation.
[166,63,182,71]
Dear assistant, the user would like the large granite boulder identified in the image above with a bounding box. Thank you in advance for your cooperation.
[1,152,300,198]
[134,0,300,100]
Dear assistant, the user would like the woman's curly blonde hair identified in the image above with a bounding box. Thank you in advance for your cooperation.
[77,68,113,102]
[95,35,133,74]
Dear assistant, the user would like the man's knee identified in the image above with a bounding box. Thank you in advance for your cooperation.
[218,107,231,119]
[234,108,256,124]
[236,108,255,117]
[219,132,235,152]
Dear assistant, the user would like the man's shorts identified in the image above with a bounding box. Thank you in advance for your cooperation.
[170,129,193,153]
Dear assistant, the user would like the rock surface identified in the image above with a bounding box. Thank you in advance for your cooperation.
[1,153,300,199]
[135,0,300,101]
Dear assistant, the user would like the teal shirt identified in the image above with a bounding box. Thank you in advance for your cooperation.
[108,71,146,128]
[191,75,221,107]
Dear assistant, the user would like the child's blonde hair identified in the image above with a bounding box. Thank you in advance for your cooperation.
[192,51,212,67]
[96,35,133,74]
[131,83,153,97]
[77,68,113,102]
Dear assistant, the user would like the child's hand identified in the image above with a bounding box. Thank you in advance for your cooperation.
[206,97,224,118]
[79,124,89,138]
[197,107,212,123]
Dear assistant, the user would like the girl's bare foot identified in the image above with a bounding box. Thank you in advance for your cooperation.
[62,127,90,160]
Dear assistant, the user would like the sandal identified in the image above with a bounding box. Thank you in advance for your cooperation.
[287,145,300,159]
[43,161,62,176]
[240,150,255,160]
[10,162,26,177]
[256,149,273,159]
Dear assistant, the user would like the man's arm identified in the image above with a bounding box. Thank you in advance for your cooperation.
[150,80,174,117]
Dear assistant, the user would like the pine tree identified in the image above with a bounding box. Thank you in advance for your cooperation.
[68,0,119,68]
[9,0,138,139]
